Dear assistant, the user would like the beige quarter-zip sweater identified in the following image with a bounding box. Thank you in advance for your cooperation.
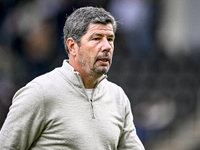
[0,60,145,150]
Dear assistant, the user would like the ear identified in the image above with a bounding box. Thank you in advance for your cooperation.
[67,38,77,56]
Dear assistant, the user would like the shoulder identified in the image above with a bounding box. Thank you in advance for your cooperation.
[30,68,65,92]
[13,80,44,108]
[101,79,129,105]
[103,79,126,95]
[13,69,61,104]
[32,68,61,86]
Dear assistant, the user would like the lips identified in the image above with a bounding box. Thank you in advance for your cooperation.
[99,58,109,62]
[97,57,110,64]
[96,53,111,65]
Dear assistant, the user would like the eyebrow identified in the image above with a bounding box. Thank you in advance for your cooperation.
[91,33,115,38]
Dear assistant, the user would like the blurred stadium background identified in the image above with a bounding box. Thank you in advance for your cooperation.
[1,0,200,149]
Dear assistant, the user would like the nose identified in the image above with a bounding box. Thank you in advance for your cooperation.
[101,38,112,52]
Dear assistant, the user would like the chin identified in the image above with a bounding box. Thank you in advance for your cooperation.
[96,68,109,74]
[93,64,110,75]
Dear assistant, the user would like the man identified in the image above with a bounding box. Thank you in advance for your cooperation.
[0,6,145,149]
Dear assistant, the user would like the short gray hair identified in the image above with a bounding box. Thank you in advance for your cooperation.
[63,6,117,54]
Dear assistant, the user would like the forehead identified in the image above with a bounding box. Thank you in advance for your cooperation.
[86,23,114,35]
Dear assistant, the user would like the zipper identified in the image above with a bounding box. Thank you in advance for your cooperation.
[75,72,107,119]
[88,75,107,119]
[90,99,95,119]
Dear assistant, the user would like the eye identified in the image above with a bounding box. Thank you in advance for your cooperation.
[108,37,114,42]
[93,37,101,41]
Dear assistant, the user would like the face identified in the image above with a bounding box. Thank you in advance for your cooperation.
[75,23,115,77]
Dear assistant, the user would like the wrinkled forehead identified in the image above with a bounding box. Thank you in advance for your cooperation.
[86,23,114,35]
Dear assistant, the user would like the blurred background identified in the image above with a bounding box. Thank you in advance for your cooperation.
[0,0,200,149]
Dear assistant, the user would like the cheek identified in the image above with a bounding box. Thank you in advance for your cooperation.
[110,48,114,56]
[88,48,99,60]
[80,43,101,61]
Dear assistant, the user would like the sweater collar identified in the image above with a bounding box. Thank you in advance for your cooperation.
[60,60,107,88]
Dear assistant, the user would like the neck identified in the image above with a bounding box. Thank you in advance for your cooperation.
[80,72,101,89]
[68,60,101,89]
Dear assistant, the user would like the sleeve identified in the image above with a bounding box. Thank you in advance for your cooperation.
[117,95,145,150]
[0,82,46,150]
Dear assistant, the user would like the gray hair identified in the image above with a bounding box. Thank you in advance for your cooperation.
[63,6,117,54]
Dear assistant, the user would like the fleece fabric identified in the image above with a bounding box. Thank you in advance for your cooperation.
[0,60,145,150]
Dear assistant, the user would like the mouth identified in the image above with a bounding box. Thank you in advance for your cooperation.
[97,57,110,64]
[96,53,111,66]
[99,58,109,62]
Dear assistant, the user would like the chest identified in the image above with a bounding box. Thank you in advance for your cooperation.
[37,93,125,149]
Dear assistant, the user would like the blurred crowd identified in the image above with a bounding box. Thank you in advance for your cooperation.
[1,0,200,149]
